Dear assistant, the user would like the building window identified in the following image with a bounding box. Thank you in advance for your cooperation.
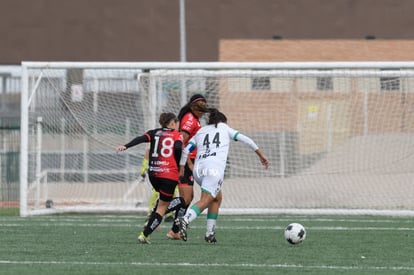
[251,77,270,90]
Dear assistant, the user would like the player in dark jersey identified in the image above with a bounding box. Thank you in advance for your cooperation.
[116,112,183,244]
[165,94,212,241]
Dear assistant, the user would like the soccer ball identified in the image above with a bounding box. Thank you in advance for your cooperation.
[284,223,306,244]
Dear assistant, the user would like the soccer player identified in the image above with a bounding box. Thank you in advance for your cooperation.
[116,112,183,244]
[165,94,210,240]
[177,108,269,242]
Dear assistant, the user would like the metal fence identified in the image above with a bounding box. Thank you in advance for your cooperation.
[0,72,20,94]
[0,117,20,207]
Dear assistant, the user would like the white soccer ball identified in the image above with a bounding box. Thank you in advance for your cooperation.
[284,223,306,244]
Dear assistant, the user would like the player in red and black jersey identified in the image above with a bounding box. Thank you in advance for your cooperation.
[166,94,214,240]
[116,112,183,244]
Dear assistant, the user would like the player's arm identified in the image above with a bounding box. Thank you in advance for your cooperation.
[233,132,259,151]
[174,140,183,167]
[254,148,269,168]
[116,133,150,152]
[180,129,194,170]
[232,130,269,169]
[179,140,196,177]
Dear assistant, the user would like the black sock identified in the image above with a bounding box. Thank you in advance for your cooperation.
[166,197,185,214]
[146,199,159,220]
[143,212,162,237]
[171,204,188,233]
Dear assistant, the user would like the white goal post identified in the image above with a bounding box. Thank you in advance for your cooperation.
[20,61,414,217]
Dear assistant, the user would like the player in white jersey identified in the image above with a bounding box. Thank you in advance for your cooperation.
[177,108,269,242]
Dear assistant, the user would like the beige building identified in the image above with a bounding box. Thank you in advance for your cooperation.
[218,39,414,154]
[219,39,414,62]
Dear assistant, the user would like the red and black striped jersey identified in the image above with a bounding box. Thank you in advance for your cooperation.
[125,128,183,181]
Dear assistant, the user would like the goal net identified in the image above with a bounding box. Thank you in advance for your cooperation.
[20,62,414,216]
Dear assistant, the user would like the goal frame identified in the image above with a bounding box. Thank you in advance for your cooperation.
[20,61,414,217]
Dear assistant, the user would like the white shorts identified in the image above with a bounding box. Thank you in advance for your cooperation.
[193,165,224,198]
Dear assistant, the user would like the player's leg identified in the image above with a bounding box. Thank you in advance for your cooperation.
[165,192,186,240]
[164,185,179,222]
[178,190,214,241]
[138,178,176,244]
[143,189,161,231]
[205,191,222,243]
[167,161,194,239]
[185,192,213,222]
[179,159,195,207]
[141,199,169,238]
[147,188,159,217]
[203,170,224,243]
[179,173,222,241]
[165,187,185,239]
[166,184,191,240]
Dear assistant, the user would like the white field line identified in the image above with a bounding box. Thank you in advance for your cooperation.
[0,215,413,229]
[0,260,413,271]
[3,215,414,223]
[0,222,413,231]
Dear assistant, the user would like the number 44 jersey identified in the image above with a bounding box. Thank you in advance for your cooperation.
[181,122,259,175]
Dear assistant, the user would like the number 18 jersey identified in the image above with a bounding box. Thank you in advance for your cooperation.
[146,128,183,181]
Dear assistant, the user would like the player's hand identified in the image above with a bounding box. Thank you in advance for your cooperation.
[116,145,127,152]
[260,156,269,169]
[256,149,269,169]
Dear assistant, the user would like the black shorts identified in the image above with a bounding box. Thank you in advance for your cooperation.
[148,176,178,202]
[179,158,195,186]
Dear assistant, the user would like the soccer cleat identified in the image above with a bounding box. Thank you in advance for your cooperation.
[205,233,217,244]
[166,229,181,240]
[177,217,189,241]
[137,232,151,244]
